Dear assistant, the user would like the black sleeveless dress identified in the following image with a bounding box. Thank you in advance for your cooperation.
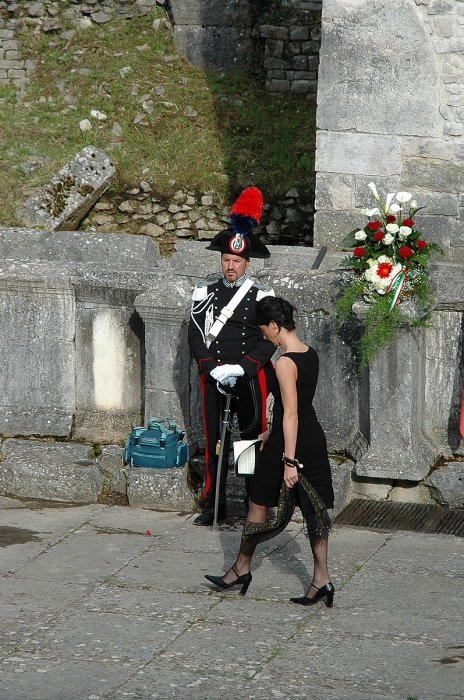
[246,347,333,544]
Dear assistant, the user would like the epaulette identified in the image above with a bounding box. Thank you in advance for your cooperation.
[197,273,221,288]
[252,278,272,291]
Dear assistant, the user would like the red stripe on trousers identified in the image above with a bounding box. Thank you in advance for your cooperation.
[257,367,268,433]
[200,372,212,501]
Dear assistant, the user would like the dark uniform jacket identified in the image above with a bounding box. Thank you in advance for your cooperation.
[188,275,275,378]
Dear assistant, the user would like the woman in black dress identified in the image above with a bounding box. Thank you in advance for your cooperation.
[205,296,335,607]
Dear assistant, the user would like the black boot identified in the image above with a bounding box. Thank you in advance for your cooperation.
[193,506,227,526]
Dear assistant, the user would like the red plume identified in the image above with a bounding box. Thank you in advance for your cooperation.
[230,187,263,224]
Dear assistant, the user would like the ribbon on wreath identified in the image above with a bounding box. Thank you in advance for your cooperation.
[386,267,408,315]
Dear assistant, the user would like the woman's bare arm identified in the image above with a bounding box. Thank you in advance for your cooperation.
[276,356,299,487]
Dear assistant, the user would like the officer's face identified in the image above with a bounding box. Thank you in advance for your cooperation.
[221,254,249,282]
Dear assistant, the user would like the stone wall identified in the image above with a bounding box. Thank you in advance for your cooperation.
[0,226,161,443]
[83,183,315,247]
[0,0,167,98]
[2,227,464,509]
[314,0,464,259]
[170,0,255,71]
[258,20,321,95]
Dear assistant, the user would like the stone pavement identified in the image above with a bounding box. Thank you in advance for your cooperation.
[0,496,462,700]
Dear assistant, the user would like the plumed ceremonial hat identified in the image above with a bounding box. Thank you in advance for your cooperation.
[206,187,270,259]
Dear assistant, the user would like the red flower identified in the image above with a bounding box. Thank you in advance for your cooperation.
[367,221,382,230]
[402,218,414,227]
[386,215,396,224]
[353,247,365,258]
[373,231,384,241]
[417,239,426,249]
[399,245,413,258]
[377,262,393,279]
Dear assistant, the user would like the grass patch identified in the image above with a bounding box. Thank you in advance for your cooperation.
[0,9,316,227]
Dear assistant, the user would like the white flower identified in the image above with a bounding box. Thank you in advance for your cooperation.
[396,191,412,203]
[355,230,367,241]
[389,203,401,213]
[361,207,380,216]
[382,233,394,245]
[367,182,381,202]
[364,258,403,294]
[384,193,396,213]
[398,225,412,240]
[386,223,399,234]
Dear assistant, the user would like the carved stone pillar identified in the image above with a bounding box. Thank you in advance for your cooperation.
[354,303,435,481]
[135,276,192,433]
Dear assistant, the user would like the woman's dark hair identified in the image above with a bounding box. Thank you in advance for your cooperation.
[255,296,296,330]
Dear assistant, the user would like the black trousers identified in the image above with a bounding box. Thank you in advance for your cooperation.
[200,368,270,509]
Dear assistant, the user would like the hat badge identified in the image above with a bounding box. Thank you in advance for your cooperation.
[229,233,246,254]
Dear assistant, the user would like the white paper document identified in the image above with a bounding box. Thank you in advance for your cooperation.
[233,439,262,476]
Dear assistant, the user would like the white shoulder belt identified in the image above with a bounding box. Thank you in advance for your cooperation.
[206,277,255,348]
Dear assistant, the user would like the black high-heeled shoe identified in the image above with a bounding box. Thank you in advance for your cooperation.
[205,565,252,596]
[290,581,334,608]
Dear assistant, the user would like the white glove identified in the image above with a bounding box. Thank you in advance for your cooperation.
[224,376,237,387]
[210,364,244,383]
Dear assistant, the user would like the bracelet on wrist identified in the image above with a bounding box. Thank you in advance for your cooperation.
[282,454,300,468]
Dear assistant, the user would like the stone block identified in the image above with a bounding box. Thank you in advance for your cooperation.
[170,0,253,27]
[433,18,454,39]
[427,462,464,508]
[264,57,291,70]
[444,123,463,136]
[404,154,464,192]
[348,476,393,502]
[0,59,23,69]
[259,25,289,40]
[315,131,402,176]
[442,54,464,83]
[0,439,103,503]
[267,79,290,92]
[0,275,75,437]
[98,445,124,475]
[0,226,160,267]
[17,146,116,231]
[402,135,455,161]
[268,70,286,79]
[173,26,252,70]
[431,37,464,53]
[355,325,436,482]
[265,40,284,58]
[388,482,434,505]
[420,192,459,216]
[126,466,195,511]
[110,468,128,495]
[292,55,308,70]
[330,457,354,518]
[424,312,463,454]
[318,0,440,137]
[72,281,146,444]
[315,172,354,211]
[301,40,320,53]
[291,80,313,93]
[289,26,309,41]
[313,209,363,248]
[135,275,193,433]
[427,0,455,15]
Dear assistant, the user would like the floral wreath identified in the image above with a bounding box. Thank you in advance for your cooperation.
[335,182,443,368]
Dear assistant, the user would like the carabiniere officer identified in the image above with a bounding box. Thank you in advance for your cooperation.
[188,187,275,526]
